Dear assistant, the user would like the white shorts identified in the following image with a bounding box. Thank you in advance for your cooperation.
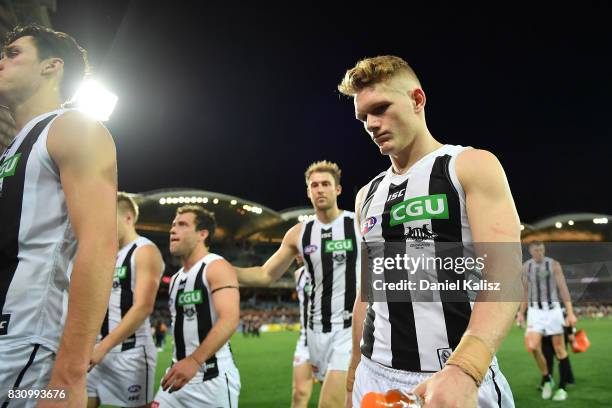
[353,356,514,408]
[152,364,241,408]
[293,334,310,367]
[526,307,565,336]
[0,342,55,408]
[87,344,156,407]
[307,327,351,381]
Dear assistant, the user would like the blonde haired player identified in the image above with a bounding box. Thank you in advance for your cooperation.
[339,55,520,407]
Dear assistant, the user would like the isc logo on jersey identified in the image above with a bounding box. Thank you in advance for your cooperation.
[178,290,203,306]
[390,194,449,226]
[324,239,353,253]
[0,153,21,180]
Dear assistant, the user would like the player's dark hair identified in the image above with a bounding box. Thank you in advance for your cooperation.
[3,24,90,101]
[176,205,216,247]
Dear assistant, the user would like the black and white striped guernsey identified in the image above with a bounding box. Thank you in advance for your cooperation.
[168,253,234,382]
[297,211,360,333]
[359,144,474,372]
[525,257,560,310]
[99,236,164,351]
[0,109,74,351]
[295,266,311,343]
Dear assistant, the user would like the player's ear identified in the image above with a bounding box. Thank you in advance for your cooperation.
[336,183,342,196]
[41,57,63,76]
[412,88,426,113]
[200,229,209,244]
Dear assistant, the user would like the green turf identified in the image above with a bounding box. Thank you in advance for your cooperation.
[103,318,612,407]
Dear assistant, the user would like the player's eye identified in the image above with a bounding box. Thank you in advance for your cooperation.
[372,104,389,115]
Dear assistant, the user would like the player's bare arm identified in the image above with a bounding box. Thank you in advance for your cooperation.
[45,111,118,398]
[235,223,301,286]
[517,263,529,327]
[553,261,577,327]
[346,185,367,407]
[161,259,240,391]
[415,149,522,407]
[90,244,164,368]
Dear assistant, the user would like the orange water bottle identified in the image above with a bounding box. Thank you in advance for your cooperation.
[361,389,422,407]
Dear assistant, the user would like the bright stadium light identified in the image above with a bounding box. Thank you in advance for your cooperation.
[213,198,219,204]
[520,225,525,231]
[72,79,118,121]
[568,220,574,226]
[159,198,166,205]
[230,200,237,205]
[555,222,562,228]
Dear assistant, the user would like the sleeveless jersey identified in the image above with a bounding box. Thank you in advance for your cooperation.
[0,109,75,351]
[525,257,560,310]
[360,144,475,372]
[99,236,164,351]
[168,253,234,382]
[297,211,360,333]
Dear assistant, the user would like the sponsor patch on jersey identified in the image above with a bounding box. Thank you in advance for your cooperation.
[390,194,449,226]
[362,216,377,234]
[114,266,127,280]
[0,314,10,335]
[0,153,21,180]
[128,384,141,393]
[304,244,318,255]
[324,239,353,253]
[437,347,453,369]
[178,290,203,306]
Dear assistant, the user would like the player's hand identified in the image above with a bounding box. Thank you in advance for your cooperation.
[566,312,577,328]
[345,359,359,408]
[516,312,525,328]
[161,356,201,393]
[88,343,109,371]
[413,364,478,408]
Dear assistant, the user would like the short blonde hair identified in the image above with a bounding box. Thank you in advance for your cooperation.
[117,192,139,223]
[305,160,341,186]
[338,55,421,96]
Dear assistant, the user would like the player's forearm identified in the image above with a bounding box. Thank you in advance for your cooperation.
[235,266,272,286]
[464,301,519,356]
[99,304,152,352]
[350,294,366,365]
[190,315,239,364]
[519,301,527,315]
[53,240,116,381]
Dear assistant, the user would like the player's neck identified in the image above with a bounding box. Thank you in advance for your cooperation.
[119,229,139,248]
[182,244,209,271]
[316,206,342,225]
[10,87,62,132]
[390,132,443,175]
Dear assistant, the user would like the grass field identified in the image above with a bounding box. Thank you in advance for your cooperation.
[144,319,612,407]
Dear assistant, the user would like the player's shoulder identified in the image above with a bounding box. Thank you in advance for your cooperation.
[456,148,503,173]
[341,210,356,219]
[49,109,109,138]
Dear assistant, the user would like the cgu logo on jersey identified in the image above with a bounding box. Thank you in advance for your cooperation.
[114,266,127,280]
[390,194,449,226]
[0,153,21,180]
[324,239,354,253]
[178,290,203,306]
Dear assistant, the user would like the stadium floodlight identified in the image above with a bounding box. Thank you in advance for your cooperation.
[231,200,237,205]
[213,198,219,204]
[72,79,118,121]
[159,198,166,205]
[568,220,574,226]
[555,222,562,228]
[520,225,524,231]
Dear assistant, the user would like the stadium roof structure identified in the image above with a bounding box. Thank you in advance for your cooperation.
[132,189,315,243]
[522,213,612,242]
